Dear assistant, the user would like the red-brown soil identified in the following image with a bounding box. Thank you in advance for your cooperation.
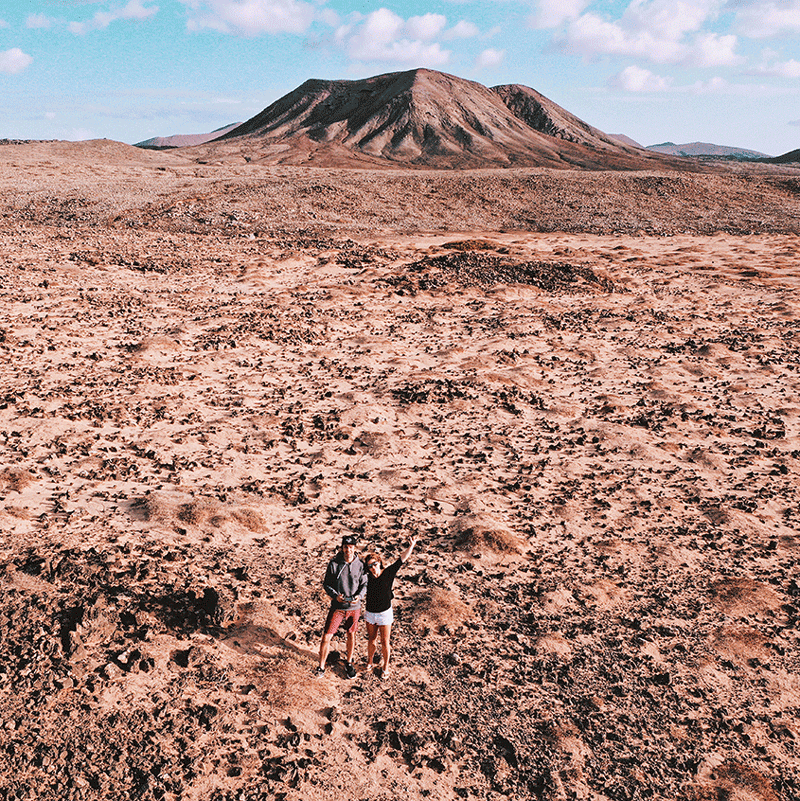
[0,141,799,801]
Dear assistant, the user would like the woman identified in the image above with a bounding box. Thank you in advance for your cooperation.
[363,536,418,678]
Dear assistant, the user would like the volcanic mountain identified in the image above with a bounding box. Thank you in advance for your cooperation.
[197,68,685,170]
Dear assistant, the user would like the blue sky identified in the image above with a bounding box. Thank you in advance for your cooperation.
[1,0,799,154]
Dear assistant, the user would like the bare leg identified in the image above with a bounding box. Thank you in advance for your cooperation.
[379,624,392,676]
[366,623,378,671]
[318,634,333,670]
[345,627,357,665]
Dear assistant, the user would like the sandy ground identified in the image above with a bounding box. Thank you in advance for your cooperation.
[0,142,799,801]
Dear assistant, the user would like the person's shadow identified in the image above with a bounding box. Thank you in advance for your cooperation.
[220,622,317,662]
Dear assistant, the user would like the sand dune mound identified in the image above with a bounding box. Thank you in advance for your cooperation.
[199,68,684,170]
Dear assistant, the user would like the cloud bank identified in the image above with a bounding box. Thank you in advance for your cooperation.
[69,0,158,35]
[529,0,800,95]
[179,0,316,35]
[335,8,456,66]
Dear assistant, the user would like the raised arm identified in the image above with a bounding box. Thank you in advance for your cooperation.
[399,535,418,563]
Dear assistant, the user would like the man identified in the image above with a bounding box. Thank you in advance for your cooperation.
[317,535,367,678]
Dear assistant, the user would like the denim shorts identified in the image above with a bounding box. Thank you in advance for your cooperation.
[364,607,394,626]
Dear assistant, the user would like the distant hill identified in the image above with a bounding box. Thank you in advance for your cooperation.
[646,141,770,159]
[765,148,800,164]
[196,68,686,170]
[136,123,241,150]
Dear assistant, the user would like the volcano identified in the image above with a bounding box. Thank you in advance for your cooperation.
[197,68,685,170]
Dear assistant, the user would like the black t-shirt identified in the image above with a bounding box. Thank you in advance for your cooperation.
[365,558,402,613]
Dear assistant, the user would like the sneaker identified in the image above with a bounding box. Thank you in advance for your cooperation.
[344,661,356,679]
[315,667,326,677]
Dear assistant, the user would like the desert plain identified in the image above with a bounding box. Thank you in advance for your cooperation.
[0,139,799,801]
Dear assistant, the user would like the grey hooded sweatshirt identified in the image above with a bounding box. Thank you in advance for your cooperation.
[323,552,367,611]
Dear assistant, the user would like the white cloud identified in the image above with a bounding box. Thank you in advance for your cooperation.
[179,0,315,35]
[688,75,728,92]
[0,48,33,75]
[444,20,479,40]
[733,1,800,38]
[318,8,340,28]
[336,8,451,66]
[0,19,8,30]
[476,48,505,68]
[557,0,747,69]
[27,13,55,29]
[758,57,800,77]
[69,0,158,34]
[610,66,736,94]
[530,0,590,29]
[609,64,673,91]
[623,0,713,42]
[563,12,685,62]
[405,13,447,41]
[689,32,741,67]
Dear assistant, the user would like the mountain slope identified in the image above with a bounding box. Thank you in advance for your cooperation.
[608,134,645,149]
[766,148,800,164]
[199,69,684,170]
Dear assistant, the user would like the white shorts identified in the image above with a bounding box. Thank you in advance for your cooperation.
[364,608,394,626]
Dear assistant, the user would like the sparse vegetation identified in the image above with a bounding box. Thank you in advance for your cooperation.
[232,507,267,533]
[0,468,35,492]
[409,588,471,633]
[451,513,523,554]
[178,497,221,526]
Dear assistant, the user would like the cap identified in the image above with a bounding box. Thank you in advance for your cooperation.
[341,535,357,546]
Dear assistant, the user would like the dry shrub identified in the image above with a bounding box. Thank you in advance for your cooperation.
[691,761,780,801]
[127,339,150,353]
[409,588,470,633]
[708,577,781,616]
[131,494,173,523]
[3,505,31,519]
[250,650,319,710]
[709,624,771,664]
[177,497,220,526]
[232,507,267,533]
[353,430,390,456]
[451,513,523,554]
[0,468,35,492]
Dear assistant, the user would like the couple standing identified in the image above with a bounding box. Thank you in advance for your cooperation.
[317,534,418,679]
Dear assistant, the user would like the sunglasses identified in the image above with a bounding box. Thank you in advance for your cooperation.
[366,561,379,569]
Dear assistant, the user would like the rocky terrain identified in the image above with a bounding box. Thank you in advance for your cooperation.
[0,140,799,801]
